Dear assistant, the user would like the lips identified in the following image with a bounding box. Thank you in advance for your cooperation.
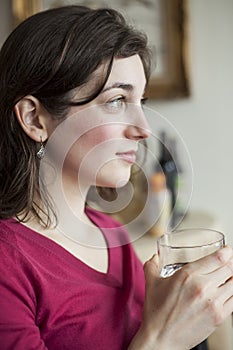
[115,150,137,164]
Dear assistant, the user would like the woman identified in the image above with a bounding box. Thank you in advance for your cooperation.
[0,6,232,350]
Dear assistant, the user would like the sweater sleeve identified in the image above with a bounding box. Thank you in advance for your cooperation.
[0,237,48,350]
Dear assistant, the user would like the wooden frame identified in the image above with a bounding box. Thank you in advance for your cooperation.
[12,0,189,99]
[147,0,190,99]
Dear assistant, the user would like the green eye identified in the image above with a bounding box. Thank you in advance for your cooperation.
[108,97,125,110]
[102,96,126,114]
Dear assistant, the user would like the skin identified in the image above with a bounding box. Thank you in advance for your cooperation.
[14,54,233,349]
[129,248,233,350]
[14,54,150,271]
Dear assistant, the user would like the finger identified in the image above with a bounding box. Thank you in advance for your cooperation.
[207,257,233,287]
[219,277,233,304]
[187,246,233,275]
[144,254,160,286]
[223,293,233,319]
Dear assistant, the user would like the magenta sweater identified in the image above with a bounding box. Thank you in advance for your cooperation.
[0,208,145,349]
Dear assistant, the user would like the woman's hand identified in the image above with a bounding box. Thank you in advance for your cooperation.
[129,246,233,350]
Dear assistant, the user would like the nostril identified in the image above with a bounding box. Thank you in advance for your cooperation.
[131,127,150,140]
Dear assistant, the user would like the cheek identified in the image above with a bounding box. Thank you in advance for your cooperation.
[87,125,118,143]
[79,125,122,153]
[64,126,120,168]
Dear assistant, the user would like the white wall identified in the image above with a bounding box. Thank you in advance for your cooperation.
[0,0,233,244]
[148,0,233,245]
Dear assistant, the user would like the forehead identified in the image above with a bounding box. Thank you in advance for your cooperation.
[73,54,146,101]
[105,54,146,90]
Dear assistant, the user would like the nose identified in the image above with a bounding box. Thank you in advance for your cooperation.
[124,105,151,141]
[125,124,150,141]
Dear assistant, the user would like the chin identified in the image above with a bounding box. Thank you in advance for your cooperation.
[95,166,131,188]
[96,175,130,189]
[115,178,129,188]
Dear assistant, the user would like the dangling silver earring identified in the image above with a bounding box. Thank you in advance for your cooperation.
[37,136,45,159]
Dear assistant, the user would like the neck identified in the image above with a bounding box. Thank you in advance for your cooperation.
[62,176,94,226]
[19,173,107,247]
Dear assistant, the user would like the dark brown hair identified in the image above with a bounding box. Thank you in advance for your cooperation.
[0,5,152,226]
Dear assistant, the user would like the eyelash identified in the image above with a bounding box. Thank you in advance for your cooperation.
[107,96,148,109]
[108,96,126,109]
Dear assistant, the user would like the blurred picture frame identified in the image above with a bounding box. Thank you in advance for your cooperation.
[12,0,189,100]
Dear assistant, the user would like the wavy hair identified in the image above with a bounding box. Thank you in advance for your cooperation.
[0,5,152,226]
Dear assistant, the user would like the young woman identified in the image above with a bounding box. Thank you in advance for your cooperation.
[0,6,233,350]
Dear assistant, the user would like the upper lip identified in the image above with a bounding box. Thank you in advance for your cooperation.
[115,150,137,164]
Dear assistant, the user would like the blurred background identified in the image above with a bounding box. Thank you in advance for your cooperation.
[0,0,232,245]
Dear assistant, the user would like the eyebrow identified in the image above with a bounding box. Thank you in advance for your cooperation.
[101,83,134,94]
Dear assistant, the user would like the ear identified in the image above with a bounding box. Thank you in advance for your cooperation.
[14,95,49,142]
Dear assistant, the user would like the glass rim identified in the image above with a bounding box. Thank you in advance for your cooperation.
[158,227,225,249]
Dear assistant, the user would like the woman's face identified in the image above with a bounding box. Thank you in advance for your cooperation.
[48,54,151,189]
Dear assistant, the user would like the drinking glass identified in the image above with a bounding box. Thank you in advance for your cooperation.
[157,228,225,278]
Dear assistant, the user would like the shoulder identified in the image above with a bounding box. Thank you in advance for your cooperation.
[0,218,20,246]
[0,219,26,259]
[0,219,39,269]
[0,219,38,292]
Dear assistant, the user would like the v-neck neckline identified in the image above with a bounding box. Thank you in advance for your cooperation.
[3,208,126,287]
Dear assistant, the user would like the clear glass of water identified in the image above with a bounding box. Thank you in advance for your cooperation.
[157,228,225,278]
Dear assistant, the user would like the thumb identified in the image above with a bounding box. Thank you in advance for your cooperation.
[144,254,161,286]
